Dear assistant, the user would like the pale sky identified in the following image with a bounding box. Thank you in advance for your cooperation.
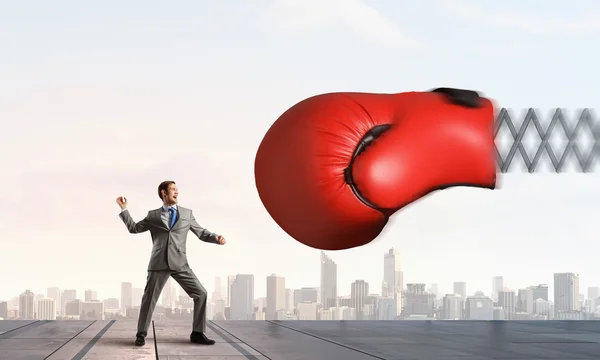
[1,0,599,302]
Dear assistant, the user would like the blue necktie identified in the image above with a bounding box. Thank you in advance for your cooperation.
[169,207,177,228]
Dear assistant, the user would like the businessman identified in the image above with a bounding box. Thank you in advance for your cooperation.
[117,180,226,346]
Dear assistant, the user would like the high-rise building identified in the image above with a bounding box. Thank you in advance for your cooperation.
[293,287,318,308]
[428,283,439,299]
[230,275,254,320]
[402,284,435,318]
[85,289,98,302]
[530,284,549,301]
[453,282,467,300]
[384,249,403,316]
[465,292,493,320]
[81,301,104,320]
[19,290,35,320]
[266,274,286,320]
[227,275,236,307]
[517,288,534,314]
[103,298,119,310]
[161,277,177,308]
[285,289,294,312]
[61,290,77,316]
[320,252,337,309]
[350,280,369,319]
[498,290,516,319]
[588,287,600,301]
[121,282,133,312]
[47,287,61,316]
[492,276,503,303]
[37,298,56,320]
[132,288,142,307]
[212,277,223,302]
[442,294,463,319]
[554,273,580,316]
[0,301,8,319]
[383,248,403,296]
[65,300,82,317]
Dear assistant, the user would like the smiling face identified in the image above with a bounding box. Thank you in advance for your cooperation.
[163,183,179,205]
[158,180,179,206]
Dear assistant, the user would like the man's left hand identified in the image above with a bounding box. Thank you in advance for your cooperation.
[216,235,226,245]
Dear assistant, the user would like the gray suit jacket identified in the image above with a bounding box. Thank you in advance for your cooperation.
[119,206,219,271]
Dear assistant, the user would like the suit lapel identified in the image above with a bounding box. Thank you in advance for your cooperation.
[152,208,169,230]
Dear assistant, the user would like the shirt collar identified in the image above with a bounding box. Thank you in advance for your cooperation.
[162,204,177,212]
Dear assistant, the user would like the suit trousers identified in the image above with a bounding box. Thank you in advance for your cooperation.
[136,265,208,337]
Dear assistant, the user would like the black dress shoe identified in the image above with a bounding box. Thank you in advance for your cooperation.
[190,332,215,345]
[135,335,145,346]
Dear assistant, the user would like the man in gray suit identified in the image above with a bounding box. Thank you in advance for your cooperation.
[116,180,226,346]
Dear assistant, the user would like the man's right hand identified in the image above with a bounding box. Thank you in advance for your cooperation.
[116,196,128,210]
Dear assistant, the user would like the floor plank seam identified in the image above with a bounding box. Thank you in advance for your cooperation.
[265,321,387,360]
[43,320,97,360]
[207,321,271,360]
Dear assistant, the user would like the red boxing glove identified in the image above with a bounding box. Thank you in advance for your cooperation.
[255,88,497,250]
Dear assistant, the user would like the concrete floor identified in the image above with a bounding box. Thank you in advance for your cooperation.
[1,319,600,359]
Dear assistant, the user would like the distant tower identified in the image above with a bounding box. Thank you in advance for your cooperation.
[320,252,337,309]
[554,273,579,316]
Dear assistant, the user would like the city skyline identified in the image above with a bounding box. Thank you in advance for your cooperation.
[2,250,598,318]
[1,245,599,301]
[2,1,600,306]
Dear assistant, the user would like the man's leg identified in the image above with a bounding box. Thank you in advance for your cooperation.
[171,266,214,344]
[136,271,170,339]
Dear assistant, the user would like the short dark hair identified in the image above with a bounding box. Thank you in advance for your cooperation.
[158,181,176,200]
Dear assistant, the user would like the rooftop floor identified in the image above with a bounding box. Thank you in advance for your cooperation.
[1,319,600,359]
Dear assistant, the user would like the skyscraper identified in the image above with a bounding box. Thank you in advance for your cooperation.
[350,280,369,319]
[61,290,77,316]
[19,290,35,320]
[383,248,403,296]
[230,275,254,320]
[492,276,503,303]
[227,275,236,307]
[530,284,549,301]
[85,289,98,302]
[554,273,579,316]
[266,274,286,320]
[37,298,56,320]
[47,287,61,316]
[121,282,133,312]
[0,301,8,319]
[320,252,337,309]
[212,277,223,302]
[453,282,467,300]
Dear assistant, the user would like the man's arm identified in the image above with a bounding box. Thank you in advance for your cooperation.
[119,209,151,234]
[189,211,219,243]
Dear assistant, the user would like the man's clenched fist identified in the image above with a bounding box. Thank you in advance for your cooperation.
[116,196,127,210]
[216,235,226,245]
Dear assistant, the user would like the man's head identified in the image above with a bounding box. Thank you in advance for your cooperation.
[158,181,178,205]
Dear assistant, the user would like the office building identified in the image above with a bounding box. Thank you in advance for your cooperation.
[121,282,133,312]
[453,282,467,300]
[492,276,503,303]
[554,273,579,316]
[230,274,254,320]
[19,290,35,320]
[465,292,493,320]
[350,280,369,319]
[47,287,61,316]
[320,252,337,309]
[37,298,56,320]
[266,274,286,320]
[84,289,98,302]
[442,294,464,319]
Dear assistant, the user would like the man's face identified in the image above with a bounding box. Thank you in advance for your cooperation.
[164,184,179,205]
